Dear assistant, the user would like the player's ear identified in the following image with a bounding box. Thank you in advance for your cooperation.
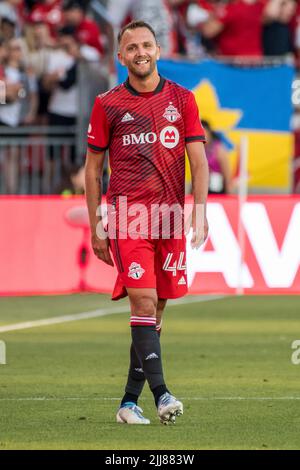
[117,51,125,66]
[156,43,161,61]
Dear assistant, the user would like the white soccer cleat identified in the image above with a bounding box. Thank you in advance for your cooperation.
[116,403,150,425]
[157,392,183,425]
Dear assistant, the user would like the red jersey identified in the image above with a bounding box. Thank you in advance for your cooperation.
[216,0,265,57]
[87,76,205,210]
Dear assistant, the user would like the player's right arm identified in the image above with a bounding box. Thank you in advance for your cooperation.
[85,149,114,266]
[85,95,113,266]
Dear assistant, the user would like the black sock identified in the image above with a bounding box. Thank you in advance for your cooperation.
[131,325,167,398]
[121,392,139,407]
[122,328,162,406]
[152,384,169,407]
[123,342,146,399]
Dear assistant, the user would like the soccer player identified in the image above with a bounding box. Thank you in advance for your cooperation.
[85,21,209,425]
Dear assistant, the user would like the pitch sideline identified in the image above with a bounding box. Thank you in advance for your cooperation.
[0,295,224,333]
[0,396,299,401]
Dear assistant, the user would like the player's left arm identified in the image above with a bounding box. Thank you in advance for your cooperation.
[186,141,209,249]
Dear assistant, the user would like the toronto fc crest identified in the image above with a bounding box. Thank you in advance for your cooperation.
[128,262,145,280]
[163,103,181,123]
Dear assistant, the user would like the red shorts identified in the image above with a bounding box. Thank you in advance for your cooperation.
[109,234,188,301]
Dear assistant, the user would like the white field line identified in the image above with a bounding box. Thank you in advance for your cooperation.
[0,396,300,402]
[0,295,224,333]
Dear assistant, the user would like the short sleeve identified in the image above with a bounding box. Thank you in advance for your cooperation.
[184,92,206,143]
[87,97,110,152]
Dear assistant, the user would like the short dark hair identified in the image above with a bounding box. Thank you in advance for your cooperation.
[117,20,157,45]
[1,16,16,27]
[62,0,85,12]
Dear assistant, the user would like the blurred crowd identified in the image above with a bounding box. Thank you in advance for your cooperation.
[107,0,299,59]
[0,0,111,129]
[0,0,299,194]
[0,0,298,128]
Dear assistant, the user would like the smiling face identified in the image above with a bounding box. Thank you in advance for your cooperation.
[118,27,160,80]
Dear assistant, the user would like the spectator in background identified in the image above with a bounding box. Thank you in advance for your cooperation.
[263,0,296,56]
[62,0,104,55]
[0,37,38,193]
[0,0,21,27]
[0,37,26,102]
[43,25,100,164]
[26,0,63,38]
[168,0,201,56]
[189,0,280,59]
[0,37,38,127]
[202,120,233,194]
[0,16,16,41]
[289,0,300,62]
[55,162,85,194]
[106,0,179,56]
[22,20,55,123]
[184,0,215,55]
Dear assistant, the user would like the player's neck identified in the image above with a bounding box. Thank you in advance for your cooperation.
[127,72,160,93]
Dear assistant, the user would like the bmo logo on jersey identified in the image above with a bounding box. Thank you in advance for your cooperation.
[159,126,179,149]
[123,132,157,146]
[122,126,179,149]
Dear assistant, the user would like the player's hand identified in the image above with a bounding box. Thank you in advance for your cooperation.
[185,207,209,249]
[190,215,209,249]
[91,234,114,266]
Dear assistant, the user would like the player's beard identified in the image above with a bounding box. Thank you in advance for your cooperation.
[127,58,156,79]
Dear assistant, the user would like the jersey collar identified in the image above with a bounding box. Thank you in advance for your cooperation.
[124,75,165,96]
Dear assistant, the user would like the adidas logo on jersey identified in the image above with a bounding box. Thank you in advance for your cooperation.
[178,276,186,285]
[121,112,134,122]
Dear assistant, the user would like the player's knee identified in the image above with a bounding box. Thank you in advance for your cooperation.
[131,295,157,318]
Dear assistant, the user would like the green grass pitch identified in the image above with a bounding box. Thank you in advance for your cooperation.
[0,294,300,450]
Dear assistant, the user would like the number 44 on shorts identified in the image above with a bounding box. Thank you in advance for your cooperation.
[163,252,186,276]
